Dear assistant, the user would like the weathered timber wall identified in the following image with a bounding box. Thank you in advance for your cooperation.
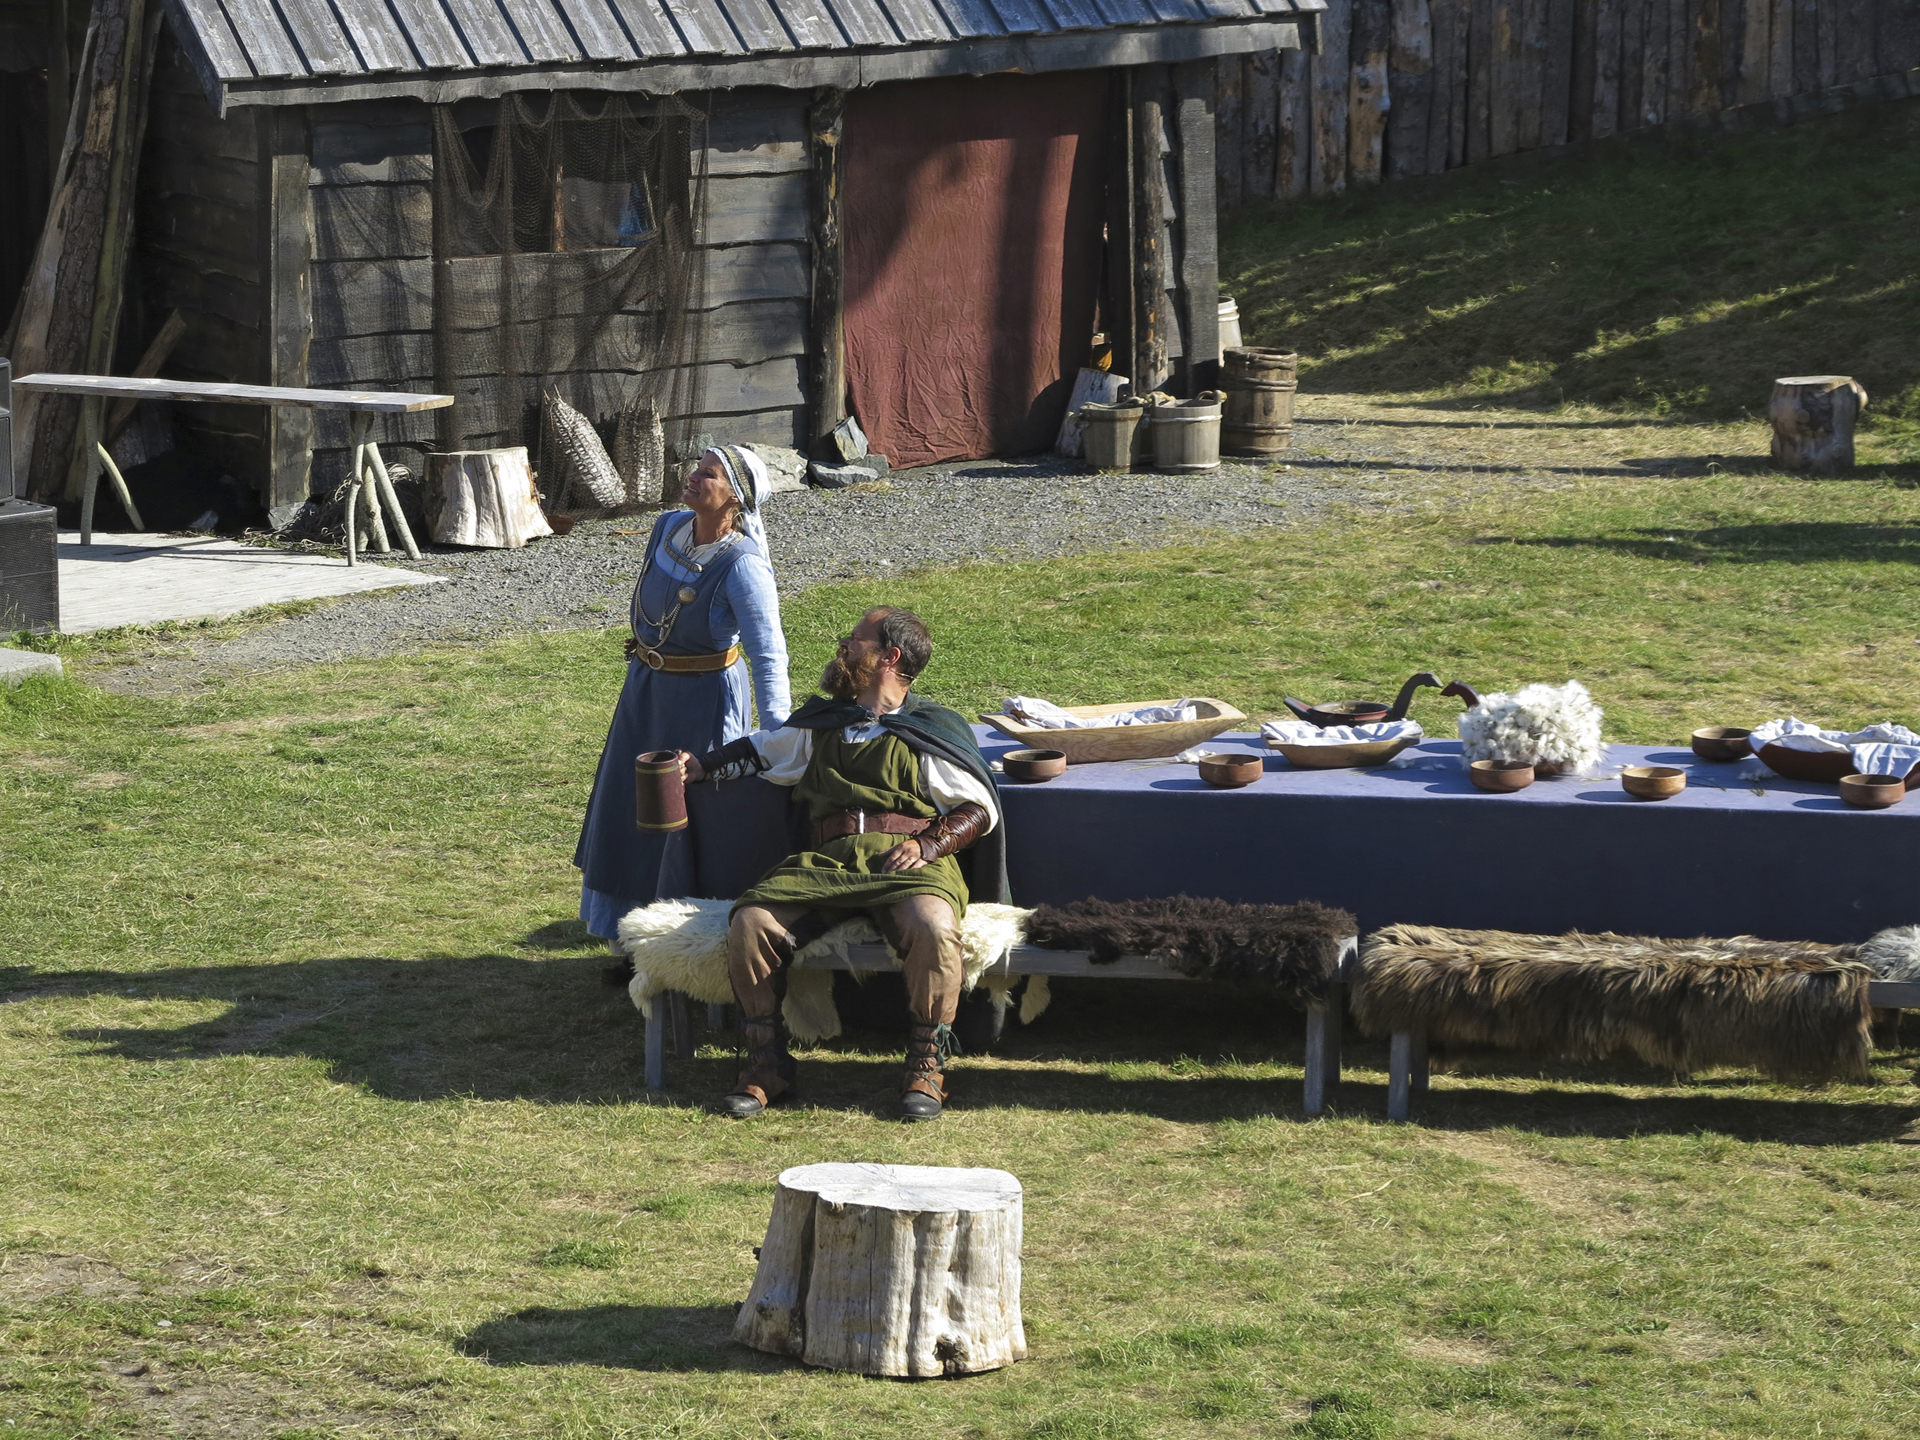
[1217,0,1920,205]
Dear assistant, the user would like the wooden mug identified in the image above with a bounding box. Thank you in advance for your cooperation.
[634,750,689,831]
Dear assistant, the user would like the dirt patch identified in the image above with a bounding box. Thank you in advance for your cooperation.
[103,1356,384,1439]
[0,1253,141,1301]
[1428,1131,1636,1233]
[1663,1322,1735,1361]
[74,770,133,789]
[1405,1335,1498,1365]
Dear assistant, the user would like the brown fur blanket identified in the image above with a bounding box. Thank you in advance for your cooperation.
[1352,925,1873,1082]
[1024,897,1357,1007]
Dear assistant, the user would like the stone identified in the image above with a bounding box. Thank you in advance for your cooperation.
[808,462,879,490]
[750,444,810,493]
[0,647,62,685]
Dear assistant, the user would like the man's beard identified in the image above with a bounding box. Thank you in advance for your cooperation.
[822,648,881,700]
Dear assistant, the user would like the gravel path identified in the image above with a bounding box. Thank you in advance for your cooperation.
[83,408,1505,693]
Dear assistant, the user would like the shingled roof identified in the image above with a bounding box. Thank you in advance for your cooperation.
[162,0,1323,112]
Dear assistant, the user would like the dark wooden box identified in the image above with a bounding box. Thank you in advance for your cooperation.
[0,499,59,634]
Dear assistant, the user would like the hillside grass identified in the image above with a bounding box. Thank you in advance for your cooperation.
[5,458,1919,1437]
[1222,94,1920,457]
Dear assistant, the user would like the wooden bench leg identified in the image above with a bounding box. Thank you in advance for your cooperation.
[1387,1031,1413,1122]
[365,441,420,560]
[667,991,695,1059]
[645,999,667,1090]
[707,1002,729,1031]
[1326,980,1344,1083]
[1411,1029,1429,1096]
[1303,1003,1329,1116]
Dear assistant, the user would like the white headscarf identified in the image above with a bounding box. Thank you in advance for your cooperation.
[708,444,771,557]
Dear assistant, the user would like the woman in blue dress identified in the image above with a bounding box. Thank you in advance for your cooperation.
[575,444,791,939]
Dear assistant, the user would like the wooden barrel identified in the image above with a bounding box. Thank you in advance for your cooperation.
[1079,401,1146,472]
[1220,348,1298,457]
[1149,393,1223,473]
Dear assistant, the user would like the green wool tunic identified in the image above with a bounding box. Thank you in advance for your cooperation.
[733,728,971,935]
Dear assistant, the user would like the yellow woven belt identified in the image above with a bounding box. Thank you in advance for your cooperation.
[631,642,742,674]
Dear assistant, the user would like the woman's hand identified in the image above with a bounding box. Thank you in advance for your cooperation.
[678,751,705,784]
[879,840,928,873]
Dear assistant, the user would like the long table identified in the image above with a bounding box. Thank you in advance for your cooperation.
[686,730,1917,944]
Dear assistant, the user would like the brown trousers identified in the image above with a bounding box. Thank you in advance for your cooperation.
[728,896,964,1026]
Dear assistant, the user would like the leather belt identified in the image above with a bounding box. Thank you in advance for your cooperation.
[630,641,741,674]
[813,810,931,847]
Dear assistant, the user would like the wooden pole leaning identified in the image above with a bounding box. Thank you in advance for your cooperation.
[79,396,144,545]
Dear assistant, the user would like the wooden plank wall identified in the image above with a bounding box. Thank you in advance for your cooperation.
[299,88,809,493]
[1217,0,1920,205]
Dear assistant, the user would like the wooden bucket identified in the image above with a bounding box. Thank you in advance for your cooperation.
[634,750,688,831]
[1079,400,1146,472]
[1221,348,1298,457]
[1149,393,1223,473]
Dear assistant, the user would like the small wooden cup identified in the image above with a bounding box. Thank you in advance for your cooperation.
[1469,759,1535,792]
[1622,765,1687,800]
[1690,726,1753,762]
[634,750,689,831]
[1001,748,1067,782]
[1839,774,1906,809]
[1197,752,1264,788]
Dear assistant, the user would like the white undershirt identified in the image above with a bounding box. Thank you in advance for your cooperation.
[744,699,1000,831]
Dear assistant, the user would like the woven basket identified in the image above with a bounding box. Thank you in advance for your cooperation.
[980,698,1245,763]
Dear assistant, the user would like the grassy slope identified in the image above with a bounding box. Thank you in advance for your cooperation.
[1221,96,1920,450]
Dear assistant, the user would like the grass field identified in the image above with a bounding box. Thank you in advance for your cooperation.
[6,453,1920,1437]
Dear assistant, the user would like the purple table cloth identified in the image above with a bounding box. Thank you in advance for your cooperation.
[681,730,1916,944]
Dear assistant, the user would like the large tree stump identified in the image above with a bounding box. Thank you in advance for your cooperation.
[1770,376,1868,473]
[427,448,554,548]
[734,1163,1026,1377]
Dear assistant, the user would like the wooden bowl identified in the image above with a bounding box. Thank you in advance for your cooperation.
[1000,748,1066,782]
[1622,765,1687,800]
[1690,726,1753,762]
[1756,743,1856,783]
[981,698,1244,763]
[1267,736,1419,769]
[1839,773,1906,809]
[1301,701,1391,728]
[1197,752,1264,788]
[1469,759,1535,792]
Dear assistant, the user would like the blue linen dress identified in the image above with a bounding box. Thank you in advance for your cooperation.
[574,510,790,937]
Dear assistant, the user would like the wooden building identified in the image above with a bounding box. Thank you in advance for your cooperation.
[120,0,1323,511]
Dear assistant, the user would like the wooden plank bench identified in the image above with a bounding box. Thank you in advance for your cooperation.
[1378,979,1920,1122]
[13,373,453,562]
[642,936,1361,1114]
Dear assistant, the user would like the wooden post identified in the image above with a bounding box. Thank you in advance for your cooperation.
[667,991,694,1059]
[1244,51,1279,202]
[1387,1030,1413,1120]
[805,87,846,456]
[1350,0,1392,183]
[1104,70,1137,385]
[1769,375,1867,472]
[1389,0,1437,176]
[1131,72,1170,394]
[735,1163,1027,1377]
[1213,55,1243,214]
[1276,49,1311,199]
[1468,0,1495,160]
[262,108,314,523]
[1312,0,1353,192]
[644,999,667,1088]
[1545,0,1576,144]
[1173,60,1220,395]
[1303,1003,1330,1114]
[1433,0,1468,167]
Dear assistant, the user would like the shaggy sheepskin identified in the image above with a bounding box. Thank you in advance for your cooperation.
[1023,896,1356,1007]
[1857,925,1920,982]
[1457,679,1607,774]
[1353,924,1873,1082]
[614,899,1033,1041]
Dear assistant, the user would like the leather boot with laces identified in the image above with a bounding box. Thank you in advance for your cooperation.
[720,1016,796,1118]
[901,1021,958,1122]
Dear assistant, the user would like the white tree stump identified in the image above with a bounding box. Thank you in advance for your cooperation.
[428,447,555,548]
[1770,375,1868,473]
[734,1163,1027,1377]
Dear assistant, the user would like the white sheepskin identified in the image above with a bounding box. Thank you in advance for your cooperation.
[614,899,1035,1042]
[1457,679,1607,775]
[1858,925,1920,982]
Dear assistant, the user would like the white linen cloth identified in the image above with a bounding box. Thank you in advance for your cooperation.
[1003,696,1203,729]
[1749,718,1920,778]
[1260,719,1424,746]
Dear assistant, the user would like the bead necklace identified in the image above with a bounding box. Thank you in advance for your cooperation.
[631,516,738,648]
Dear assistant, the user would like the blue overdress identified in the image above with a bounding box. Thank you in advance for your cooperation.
[573,511,788,937]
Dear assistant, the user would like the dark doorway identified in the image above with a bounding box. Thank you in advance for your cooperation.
[842,71,1109,469]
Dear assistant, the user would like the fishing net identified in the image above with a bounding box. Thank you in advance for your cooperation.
[430,91,708,512]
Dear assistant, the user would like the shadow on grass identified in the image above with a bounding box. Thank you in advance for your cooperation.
[14,961,1915,1140]
[458,1304,776,1371]
[1482,522,1920,564]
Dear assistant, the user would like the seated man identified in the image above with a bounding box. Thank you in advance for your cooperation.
[682,606,1005,1122]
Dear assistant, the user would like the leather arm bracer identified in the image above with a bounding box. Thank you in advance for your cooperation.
[915,801,991,862]
[694,737,768,783]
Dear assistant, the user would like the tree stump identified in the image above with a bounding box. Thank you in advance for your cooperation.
[427,448,554,548]
[1769,376,1868,473]
[734,1163,1026,1377]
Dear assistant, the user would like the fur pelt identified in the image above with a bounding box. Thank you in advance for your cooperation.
[1457,679,1607,774]
[1857,925,1920,982]
[1023,896,1356,1007]
[1353,924,1873,1082]
[613,899,1033,1042]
